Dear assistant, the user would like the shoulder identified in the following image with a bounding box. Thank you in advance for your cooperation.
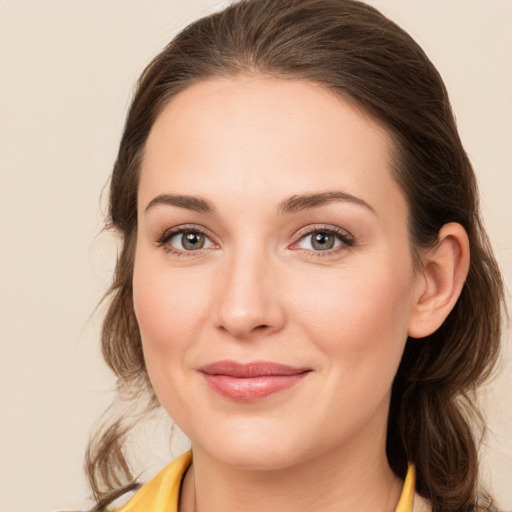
[413,493,431,512]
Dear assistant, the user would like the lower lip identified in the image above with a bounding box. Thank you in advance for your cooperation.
[201,373,309,401]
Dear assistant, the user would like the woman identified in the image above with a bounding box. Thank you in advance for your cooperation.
[86,0,505,511]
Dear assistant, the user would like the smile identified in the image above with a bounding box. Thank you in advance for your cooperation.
[198,360,312,401]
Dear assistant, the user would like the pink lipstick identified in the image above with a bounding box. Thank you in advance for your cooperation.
[198,361,311,401]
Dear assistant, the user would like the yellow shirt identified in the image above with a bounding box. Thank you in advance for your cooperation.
[117,451,418,512]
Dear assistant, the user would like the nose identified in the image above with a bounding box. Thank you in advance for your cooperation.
[214,248,286,339]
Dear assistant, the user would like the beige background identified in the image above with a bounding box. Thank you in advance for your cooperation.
[1,1,511,511]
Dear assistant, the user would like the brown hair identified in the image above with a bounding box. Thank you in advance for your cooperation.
[85,1,505,511]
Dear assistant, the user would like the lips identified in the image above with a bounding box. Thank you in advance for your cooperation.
[198,361,311,401]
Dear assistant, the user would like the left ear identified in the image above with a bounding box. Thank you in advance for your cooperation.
[408,222,470,339]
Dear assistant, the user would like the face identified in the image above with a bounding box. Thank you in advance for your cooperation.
[133,75,422,470]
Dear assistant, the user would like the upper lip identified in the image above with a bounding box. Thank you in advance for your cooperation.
[198,360,311,378]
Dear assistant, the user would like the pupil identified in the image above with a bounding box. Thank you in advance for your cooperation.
[183,231,204,250]
[312,231,334,250]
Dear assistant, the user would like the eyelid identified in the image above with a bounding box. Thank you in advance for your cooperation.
[154,223,354,257]
[155,224,219,253]
[290,224,355,252]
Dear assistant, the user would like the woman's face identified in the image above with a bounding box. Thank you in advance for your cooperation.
[133,76,423,470]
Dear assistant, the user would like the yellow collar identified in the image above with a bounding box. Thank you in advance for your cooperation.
[117,452,416,512]
[117,452,192,512]
[395,464,416,512]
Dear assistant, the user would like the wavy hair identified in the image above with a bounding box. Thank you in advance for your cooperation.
[85,1,505,511]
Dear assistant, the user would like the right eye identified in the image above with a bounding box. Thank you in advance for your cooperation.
[167,229,215,251]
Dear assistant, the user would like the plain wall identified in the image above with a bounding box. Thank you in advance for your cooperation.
[1,1,510,511]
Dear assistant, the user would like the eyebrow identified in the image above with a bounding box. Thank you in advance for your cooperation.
[277,191,376,215]
[144,190,376,216]
[145,194,216,214]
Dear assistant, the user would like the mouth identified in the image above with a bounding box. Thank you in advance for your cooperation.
[197,360,312,401]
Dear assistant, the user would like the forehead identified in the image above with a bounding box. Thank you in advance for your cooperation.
[140,75,405,221]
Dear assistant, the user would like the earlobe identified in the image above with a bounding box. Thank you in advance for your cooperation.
[408,223,470,339]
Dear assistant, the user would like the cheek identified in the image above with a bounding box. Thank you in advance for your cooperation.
[291,257,415,382]
[295,265,415,444]
[133,257,208,347]
[132,250,212,406]
[132,258,216,427]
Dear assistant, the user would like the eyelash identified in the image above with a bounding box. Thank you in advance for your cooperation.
[155,224,218,256]
[154,224,355,258]
[291,224,355,258]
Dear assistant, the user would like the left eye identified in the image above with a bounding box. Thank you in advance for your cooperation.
[168,230,214,251]
[296,230,346,251]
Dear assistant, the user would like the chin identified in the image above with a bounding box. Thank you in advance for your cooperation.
[192,420,308,471]
[210,445,302,471]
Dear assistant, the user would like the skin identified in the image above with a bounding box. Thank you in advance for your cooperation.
[133,75,468,512]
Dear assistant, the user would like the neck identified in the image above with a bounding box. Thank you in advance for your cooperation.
[179,425,403,512]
